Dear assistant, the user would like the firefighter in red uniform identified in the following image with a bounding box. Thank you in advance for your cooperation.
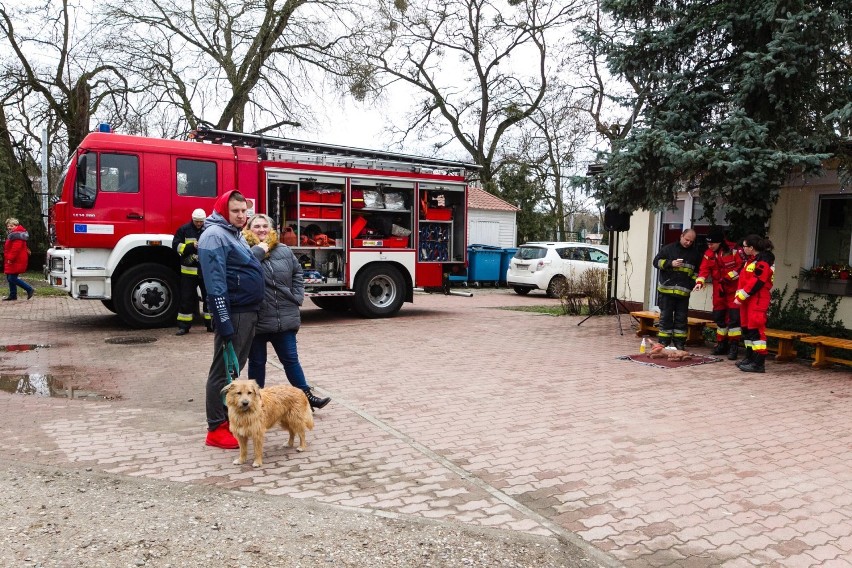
[693,229,746,360]
[173,209,212,335]
[734,235,775,373]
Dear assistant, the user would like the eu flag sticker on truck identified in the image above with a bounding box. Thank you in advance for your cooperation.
[74,224,115,234]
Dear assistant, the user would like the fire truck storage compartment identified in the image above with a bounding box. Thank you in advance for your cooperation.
[267,174,345,288]
[419,182,466,262]
[349,178,414,249]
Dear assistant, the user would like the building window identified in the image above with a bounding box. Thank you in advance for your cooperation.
[814,194,852,266]
[177,159,217,197]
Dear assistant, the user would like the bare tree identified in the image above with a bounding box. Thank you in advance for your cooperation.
[570,0,646,151]
[344,0,580,187]
[0,1,139,153]
[105,0,362,134]
[506,79,593,239]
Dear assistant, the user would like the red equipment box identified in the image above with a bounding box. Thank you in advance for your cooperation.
[351,215,367,238]
[425,207,452,221]
[321,191,343,203]
[288,189,322,204]
[321,206,342,219]
[299,205,321,218]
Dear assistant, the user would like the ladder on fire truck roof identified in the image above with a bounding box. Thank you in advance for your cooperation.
[190,125,481,179]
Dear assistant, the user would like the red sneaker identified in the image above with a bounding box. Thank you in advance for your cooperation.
[205,421,239,449]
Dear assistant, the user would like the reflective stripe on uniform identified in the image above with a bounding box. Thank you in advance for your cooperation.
[657,284,691,297]
[177,312,193,323]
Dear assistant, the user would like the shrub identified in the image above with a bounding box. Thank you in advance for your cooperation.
[557,268,608,315]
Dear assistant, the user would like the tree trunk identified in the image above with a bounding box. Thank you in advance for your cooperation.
[0,106,48,266]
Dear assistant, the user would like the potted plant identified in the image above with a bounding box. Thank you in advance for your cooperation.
[799,263,852,295]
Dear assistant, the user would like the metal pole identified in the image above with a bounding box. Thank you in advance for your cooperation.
[41,128,49,229]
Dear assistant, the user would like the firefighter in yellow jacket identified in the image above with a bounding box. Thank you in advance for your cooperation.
[173,209,212,335]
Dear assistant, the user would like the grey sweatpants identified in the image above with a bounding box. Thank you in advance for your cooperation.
[205,311,258,431]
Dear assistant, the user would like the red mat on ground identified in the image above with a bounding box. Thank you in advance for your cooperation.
[617,353,723,369]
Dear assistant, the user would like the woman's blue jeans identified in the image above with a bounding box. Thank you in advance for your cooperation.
[6,274,33,299]
[248,330,308,390]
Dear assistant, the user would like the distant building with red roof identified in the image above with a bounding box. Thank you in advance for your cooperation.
[467,186,519,247]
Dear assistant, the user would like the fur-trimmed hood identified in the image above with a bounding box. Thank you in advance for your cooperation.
[243,229,280,258]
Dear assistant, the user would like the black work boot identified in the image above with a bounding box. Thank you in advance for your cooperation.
[303,387,331,410]
[736,347,754,368]
[727,342,739,360]
[711,340,729,356]
[739,353,766,373]
[673,340,686,351]
[175,327,189,336]
[659,337,672,347]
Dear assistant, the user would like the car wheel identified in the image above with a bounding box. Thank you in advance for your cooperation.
[513,286,531,296]
[546,276,567,298]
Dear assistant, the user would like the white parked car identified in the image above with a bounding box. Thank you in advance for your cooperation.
[506,242,609,297]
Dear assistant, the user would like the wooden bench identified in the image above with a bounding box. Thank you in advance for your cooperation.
[764,329,811,362]
[798,336,852,369]
[630,310,714,346]
[704,325,810,363]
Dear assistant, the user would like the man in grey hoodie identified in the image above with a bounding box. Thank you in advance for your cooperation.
[198,190,264,449]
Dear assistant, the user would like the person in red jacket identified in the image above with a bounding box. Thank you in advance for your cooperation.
[693,229,746,359]
[734,235,775,373]
[3,218,34,301]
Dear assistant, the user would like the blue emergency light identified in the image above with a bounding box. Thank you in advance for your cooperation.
[97,123,112,133]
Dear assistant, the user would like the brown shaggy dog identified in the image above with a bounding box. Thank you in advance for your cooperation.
[220,379,314,467]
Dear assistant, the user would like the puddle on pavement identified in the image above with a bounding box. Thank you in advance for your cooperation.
[0,373,120,400]
[0,344,50,352]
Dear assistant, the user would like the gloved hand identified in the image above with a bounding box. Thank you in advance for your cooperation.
[183,242,196,255]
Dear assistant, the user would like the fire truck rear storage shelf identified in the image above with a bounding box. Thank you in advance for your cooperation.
[46,125,479,328]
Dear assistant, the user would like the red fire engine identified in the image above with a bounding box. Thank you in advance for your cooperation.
[46,125,479,328]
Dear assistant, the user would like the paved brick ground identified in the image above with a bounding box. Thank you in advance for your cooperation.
[1,290,851,567]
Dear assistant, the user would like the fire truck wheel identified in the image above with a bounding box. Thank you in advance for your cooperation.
[310,297,352,312]
[101,300,117,313]
[113,263,178,328]
[352,264,405,318]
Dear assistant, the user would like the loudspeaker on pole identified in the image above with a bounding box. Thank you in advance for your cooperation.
[603,207,631,232]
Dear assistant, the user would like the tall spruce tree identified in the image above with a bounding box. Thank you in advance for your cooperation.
[593,0,851,237]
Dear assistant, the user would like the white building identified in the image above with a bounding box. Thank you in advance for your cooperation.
[467,187,519,248]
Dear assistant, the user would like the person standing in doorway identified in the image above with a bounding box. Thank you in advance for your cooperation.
[693,229,746,359]
[651,229,704,350]
[173,209,212,335]
[3,218,34,301]
[243,213,331,410]
[198,191,265,449]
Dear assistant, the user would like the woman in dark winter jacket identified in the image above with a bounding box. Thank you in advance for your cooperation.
[244,214,330,410]
[4,217,34,301]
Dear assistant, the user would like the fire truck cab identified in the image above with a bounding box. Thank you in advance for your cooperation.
[46,126,479,328]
